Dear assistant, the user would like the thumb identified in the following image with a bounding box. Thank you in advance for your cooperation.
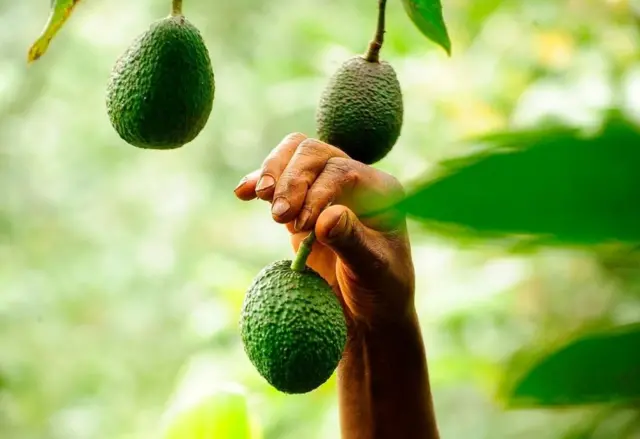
[315,205,388,275]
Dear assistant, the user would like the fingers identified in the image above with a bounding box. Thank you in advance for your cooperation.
[233,132,307,201]
[292,157,358,231]
[294,157,405,232]
[255,132,307,201]
[233,132,406,233]
[233,169,261,201]
[315,205,390,276]
[270,138,349,224]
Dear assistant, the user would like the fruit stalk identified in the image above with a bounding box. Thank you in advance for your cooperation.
[365,0,388,63]
[291,231,316,272]
[171,0,183,16]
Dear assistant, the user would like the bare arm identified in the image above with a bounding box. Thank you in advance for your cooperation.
[338,311,439,439]
[233,133,439,439]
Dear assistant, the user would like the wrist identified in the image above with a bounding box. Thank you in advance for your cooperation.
[342,306,421,361]
[346,303,419,343]
[337,306,440,439]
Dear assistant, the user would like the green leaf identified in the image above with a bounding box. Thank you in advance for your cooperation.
[396,115,640,244]
[162,386,257,439]
[401,0,452,55]
[28,0,82,63]
[501,323,640,407]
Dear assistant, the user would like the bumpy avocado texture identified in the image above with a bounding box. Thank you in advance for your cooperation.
[239,260,347,394]
[316,55,404,165]
[106,14,215,149]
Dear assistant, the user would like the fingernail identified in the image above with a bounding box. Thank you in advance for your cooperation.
[271,197,290,217]
[295,209,311,231]
[328,212,348,239]
[234,177,248,192]
[256,175,275,192]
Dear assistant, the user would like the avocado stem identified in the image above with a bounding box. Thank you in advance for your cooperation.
[365,0,387,63]
[291,230,316,272]
[171,0,183,16]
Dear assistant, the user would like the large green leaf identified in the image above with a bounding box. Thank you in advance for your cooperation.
[28,0,82,63]
[501,323,640,407]
[401,0,452,55]
[396,115,640,244]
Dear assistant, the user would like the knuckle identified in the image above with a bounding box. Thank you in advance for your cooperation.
[344,168,360,185]
[285,132,307,143]
[326,157,357,179]
[384,172,403,189]
[297,138,325,157]
[326,156,349,170]
[260,152,279,170]
[261,133,308,169]
[384,174,406,199]
[276,171,307,194]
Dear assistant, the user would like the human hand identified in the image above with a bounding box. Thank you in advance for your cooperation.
[233,133,416,330]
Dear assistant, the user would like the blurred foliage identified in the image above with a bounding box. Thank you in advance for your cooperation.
[161,379,257,439]
[3,0,640,438]
[398,112,640,244]
[501,322,640,407]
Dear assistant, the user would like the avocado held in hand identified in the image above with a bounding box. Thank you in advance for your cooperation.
[240,260,347,394]
[106,14,215,149]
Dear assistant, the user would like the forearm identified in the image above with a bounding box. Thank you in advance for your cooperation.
[337,310,439,439]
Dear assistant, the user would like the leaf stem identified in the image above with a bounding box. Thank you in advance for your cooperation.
[365,0,387,63]
[291,231,316,272]
[171,0,183,16]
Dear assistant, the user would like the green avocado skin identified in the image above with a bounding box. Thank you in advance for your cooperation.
[316,55,404,165]
[240,260,347,394]
[106,15,215,149]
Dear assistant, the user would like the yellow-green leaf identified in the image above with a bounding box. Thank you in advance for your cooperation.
[28,0,82,63]
[501,323,640,407]
[401,0,452,55]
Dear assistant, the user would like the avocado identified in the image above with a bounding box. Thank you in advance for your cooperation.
[315,55,403,165]
[239,260,347,394]
[106,14,215,149]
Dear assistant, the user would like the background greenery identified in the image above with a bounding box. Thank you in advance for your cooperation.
[2,0,639,438]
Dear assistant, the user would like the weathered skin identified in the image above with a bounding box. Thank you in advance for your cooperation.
[234,133,440,438]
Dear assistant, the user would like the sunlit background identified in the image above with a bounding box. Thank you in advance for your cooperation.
[2,0,640,438]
